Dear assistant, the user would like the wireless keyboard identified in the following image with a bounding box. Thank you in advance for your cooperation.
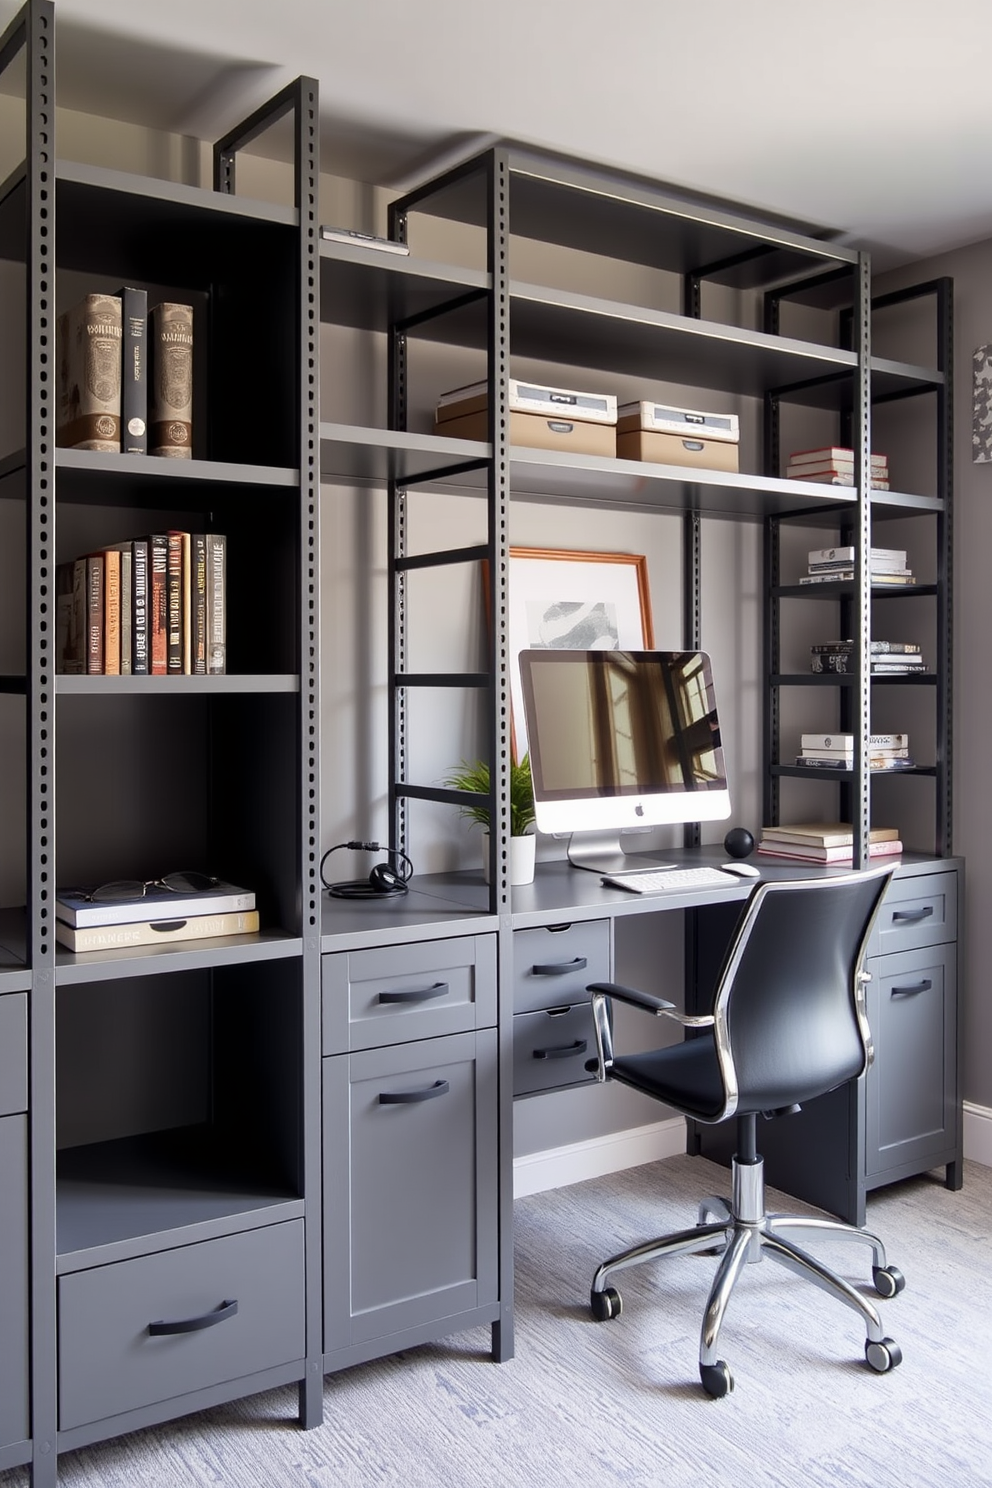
[601,866,743,895]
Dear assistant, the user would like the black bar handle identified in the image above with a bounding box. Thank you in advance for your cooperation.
[148,1299,238,1336]
[379,1079,450,1104]
[533,1039,588,1061]
[891,979,932,997]
[532,957,587,977]
[378,981,449,1005]
[891,906,934,923]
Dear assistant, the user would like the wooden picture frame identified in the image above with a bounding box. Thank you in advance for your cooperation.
[502,547,654,762]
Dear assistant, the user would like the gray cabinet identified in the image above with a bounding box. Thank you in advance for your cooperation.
[512,922,609,1098]
[0,1115,29,1450]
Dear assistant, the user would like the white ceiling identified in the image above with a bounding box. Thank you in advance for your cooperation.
[6,0,992,268]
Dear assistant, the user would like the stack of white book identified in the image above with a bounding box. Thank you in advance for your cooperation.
[758,821,903,864]
[810,640,927,675]
[786,446,889,489]
[794,731,915,772]
[800,545,915,587]
[54,879,258,953]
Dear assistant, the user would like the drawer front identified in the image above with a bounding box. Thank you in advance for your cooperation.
[322,934,497,1054]
[0,1116,28,1447]
[869,871,957,957]
[513,921,610,1015]
[58,1220,305,1430]
[0,995,27,1117]
[513,1004,597,1097]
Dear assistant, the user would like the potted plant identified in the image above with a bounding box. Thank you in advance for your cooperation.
[442,754,537,885]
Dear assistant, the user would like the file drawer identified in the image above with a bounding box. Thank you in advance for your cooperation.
[513,921,610,1015]
[58,1220,305,1430]
[322,934,497,1054]
[513,1004,597,1097]
[870,870,957,957]
[0,994,27,1117]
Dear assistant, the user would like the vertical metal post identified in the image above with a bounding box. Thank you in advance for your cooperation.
[682,511,702,848]
[935,278,954,857]
[485,150,511,913]
[763,515,780,830]
[852,254,872,869]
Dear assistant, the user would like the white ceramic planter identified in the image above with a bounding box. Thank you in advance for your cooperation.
[481,833,536,886]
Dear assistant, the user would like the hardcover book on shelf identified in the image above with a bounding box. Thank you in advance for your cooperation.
[812,652,927,673]
[149,302,193,458]
[131,538,149,674]
[760,822,900,849]
[757,839,904,863]
[56,292,122,452]
[795,755,915,771]
[166,531,184,673]
[117,285,148,454]
[102,546,121,676]
[808,546,905,567]
[190,533,208,675]
[55,558,86,674]
[811,640,921,655]
[789,448,888,471]
[56,908,260,953]
[799,571,914,586]
[319,224,410,254]
[800,732,909,751]
[148,533,169,674]
[55,879,257,928]
[85,552,104,674]
[206,533,226,674]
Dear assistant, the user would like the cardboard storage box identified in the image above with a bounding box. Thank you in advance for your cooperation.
[616,401,739,471]
[435,378,617,456]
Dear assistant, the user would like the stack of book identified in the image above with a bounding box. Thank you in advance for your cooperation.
[799,545,915,587]
[794,731,915,772]
[55,532,226,676]
[56,291,194,458]
[810,640,927,675]
[758,821,904,864]
[786,446,889,489]
[55,879,258,953]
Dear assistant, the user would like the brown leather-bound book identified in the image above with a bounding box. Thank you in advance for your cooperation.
[56,293,122,451]
[149,302,193,458]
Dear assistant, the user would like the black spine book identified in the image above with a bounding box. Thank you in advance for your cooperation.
[166,530,184,674]
[131,537,149,674]
[117,286,148,455]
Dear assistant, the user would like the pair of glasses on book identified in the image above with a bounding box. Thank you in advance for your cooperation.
[78,872,221,904]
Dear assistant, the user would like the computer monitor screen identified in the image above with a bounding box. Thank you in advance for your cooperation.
[518,648,731,871]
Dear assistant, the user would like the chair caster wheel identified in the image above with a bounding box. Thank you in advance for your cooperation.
[590,1286,622,1321]
[872,1265,906,1298]
[700,1361,734,1398]
[865,1337,903,1373]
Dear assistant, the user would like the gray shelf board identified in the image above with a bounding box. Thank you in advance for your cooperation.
[772,672,936,686]
[54,447,299,498]
[775,582,938,599]
[320,885,496,952]
[773,765,936,780]
[319,423,488,489]
[56,1130,303,1272]
[55,930,303,986]
[56,158,298,227]
[55,673,299,696]
[319,245,488,334]
[405,146,855,288]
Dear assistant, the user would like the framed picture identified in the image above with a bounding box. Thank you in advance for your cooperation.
[505,547,654,760]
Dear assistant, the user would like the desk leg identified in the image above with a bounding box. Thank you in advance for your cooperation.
[491,1304,514,1363]
[298,1361,323,1429]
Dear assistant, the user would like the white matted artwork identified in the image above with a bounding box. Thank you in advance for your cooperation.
[506,547,654,761]
[973,344,992,462]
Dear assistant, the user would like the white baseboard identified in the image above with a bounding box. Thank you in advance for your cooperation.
[964,1102,992,1168]
[513,1117,686,1199]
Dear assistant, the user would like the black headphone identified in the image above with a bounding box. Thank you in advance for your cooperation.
[319,840,413,900]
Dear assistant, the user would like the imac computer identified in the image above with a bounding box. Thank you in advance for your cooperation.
[518,648,732,874]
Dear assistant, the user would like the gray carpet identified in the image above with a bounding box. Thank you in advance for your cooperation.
[11,1156,991,1488]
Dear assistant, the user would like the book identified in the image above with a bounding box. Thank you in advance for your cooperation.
[320,225,410,254]
[798,747,910,762]
[787,461,887,478]
[190,533,207,674]
[759,822,900,848]
[131,538,149,674]
[102,546,121,675]
[807,546,905,566]
[55,559,86,674]
[795,755,916,771]
[206,533,226,675]
[789,471,890,489]
[117,285,148,454]
[812,653,927,673]
[55,879,256,928]
[56,292,122,451]
[180,530,192,674]
[149,302,193,458]
[56,908,260,953]
[807,556,909,574]
[757,840,904,864]
[148,533,169,675]
[118,546,132,675]
[790,448,888,471]
[811,640,921,654]
[166,531,184,674]
[800,733,909,750]
[799,571,914,586]
[85,552,104,674]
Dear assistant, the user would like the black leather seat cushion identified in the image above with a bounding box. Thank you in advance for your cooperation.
[612,1036,725,1123]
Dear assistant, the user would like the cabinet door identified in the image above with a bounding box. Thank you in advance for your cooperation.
[0,1115,29,1448]
[865,943,956,1177]
[323,1029,498,1360]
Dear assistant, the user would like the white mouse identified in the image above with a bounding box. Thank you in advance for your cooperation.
[721,862,761,878]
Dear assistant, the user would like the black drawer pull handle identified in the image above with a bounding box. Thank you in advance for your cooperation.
[534,1039,588,1061]
[532,957,587,977]
[379,1079,450,1104]
[378,981,449,1005]
[148,1298,238,1336]
[891,979,932,997]
[891,906,934,923]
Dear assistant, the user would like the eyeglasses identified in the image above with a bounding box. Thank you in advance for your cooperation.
[80,871,221,904]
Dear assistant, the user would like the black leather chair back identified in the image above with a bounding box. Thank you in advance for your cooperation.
[713,868,893,1116]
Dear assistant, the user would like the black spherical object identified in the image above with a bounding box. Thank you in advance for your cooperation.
[724,827,755,860]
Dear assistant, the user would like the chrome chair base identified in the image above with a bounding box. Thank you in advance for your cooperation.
[590,1155,904,1397]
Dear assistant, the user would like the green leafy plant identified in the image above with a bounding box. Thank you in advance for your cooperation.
[442,754,536,837]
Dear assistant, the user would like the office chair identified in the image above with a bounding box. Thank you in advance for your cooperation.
[587,866,905,1398]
